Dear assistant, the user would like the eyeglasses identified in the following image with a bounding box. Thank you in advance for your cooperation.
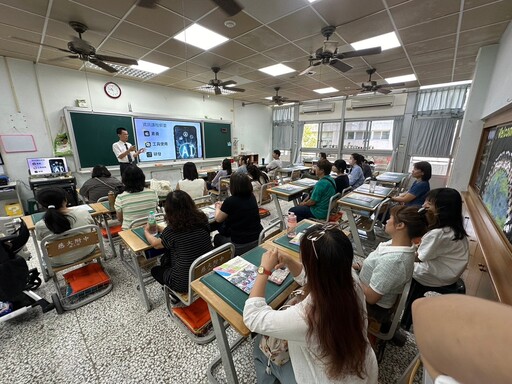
[306,222,340,259]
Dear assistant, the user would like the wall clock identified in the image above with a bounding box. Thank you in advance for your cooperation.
[104,82,121,99]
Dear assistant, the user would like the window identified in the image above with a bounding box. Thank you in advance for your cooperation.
[301,122,341,149]
[343,119,394,150]
[301,123,319,148]
[409,156,452,176]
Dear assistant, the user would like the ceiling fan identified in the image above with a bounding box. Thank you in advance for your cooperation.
[138,0,243,16]
[11,21,138,73]
[270,87,299,106]
[299,26,382,76]
[200,67,245,95]
[360,68,406,94]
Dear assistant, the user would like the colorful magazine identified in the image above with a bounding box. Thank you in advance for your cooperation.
[213,256,258,294]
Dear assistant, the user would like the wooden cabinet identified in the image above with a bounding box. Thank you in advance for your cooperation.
[465,239,498,301]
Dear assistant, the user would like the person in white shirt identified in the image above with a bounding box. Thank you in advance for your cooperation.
[266,149,282,176]
[176,162,207,199]
[401,188,469,330]
[244,225,378,384]
[112,127,144,176]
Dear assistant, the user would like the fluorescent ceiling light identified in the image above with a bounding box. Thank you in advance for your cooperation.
[420,80,472,90]
[131,60,168,74]
[85,62,158,80]
[351,32,401,51]
[308,0,320,2]
[258,63,296,76]
[264,96,273,100]
[314,87,339,94]
[174,24,228,50]
[385,74,417,83]
[196,86,237,95]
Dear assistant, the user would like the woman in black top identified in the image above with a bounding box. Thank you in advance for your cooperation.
[333,159,350,194]
[214,173,263,255]
[144,190,213,293]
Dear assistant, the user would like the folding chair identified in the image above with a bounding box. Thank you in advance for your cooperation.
[258,218,283,245]
[164,243,235,344]
[193,194,214,208]
[258,182,274,206]
[40,224,113,313]
[309,193,342,224]
[367,279,412,362]
[209,176,230,201]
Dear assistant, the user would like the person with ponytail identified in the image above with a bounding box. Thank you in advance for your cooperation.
[244,225,378,383]
[35,188,95,266]
[348,153,366,189]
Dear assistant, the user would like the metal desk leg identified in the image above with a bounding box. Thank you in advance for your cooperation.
[101,213,117,258]
[343,207,364,256]
[208,305,239,384]
[273,196,285,227]
[132,253,152,312]
[29,229,49,282]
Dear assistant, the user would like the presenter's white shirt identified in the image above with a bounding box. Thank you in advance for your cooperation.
[112,140,135,163]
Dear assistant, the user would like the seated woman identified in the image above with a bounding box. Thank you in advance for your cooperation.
[247,164,270,204]
[234,155,249,174]
[333,159,350,194]
[348,153,366,189]
[390,161,431,207]
[355,206,427,325]
[288,159,337,222]
[35,188,96,267]
[79,164,123,203]
[114,165,159,230]
[176,162,208,199]
[144,190,213,293]
[401,188,469,330]
[243,225,378,384]
[208,158,232,191]
[214,172,262,256]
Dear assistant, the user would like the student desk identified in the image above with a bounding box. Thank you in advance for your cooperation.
[191,245,298,384]
[289,178,318,188]
[267,183,310,226]
[263,219,318,259]
[354,183,395,198]
[21,204,109,282]
[337,192,388,256]
[376,172,408,187]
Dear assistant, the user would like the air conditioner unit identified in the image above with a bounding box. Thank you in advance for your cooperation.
[300,102,335,114]
[346,95,394,110]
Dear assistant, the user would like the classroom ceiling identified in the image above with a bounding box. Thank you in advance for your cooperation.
[0,0,511,104]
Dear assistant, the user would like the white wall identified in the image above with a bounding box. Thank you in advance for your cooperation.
[0,57,272,207]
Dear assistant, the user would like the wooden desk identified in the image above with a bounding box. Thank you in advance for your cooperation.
[376,172,408,187]
[354,183,395,198]
[337,192,388,256]
[290,178,318,188]
[267,184,310,226]
[191,244,298,384]
[263,219,317,260]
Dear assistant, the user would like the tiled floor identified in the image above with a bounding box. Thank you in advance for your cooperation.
[1,201,419,383]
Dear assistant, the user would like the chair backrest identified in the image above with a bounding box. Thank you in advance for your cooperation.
[290,169,301,181]
[129,213,166,229]
[218,175,230,191]
[97,196,108,203]
[341,186,353,196]
[259,182,274,205]
[193,195,213,208]
[323,192,341,222]
[258,218,283,244]
[368,279,412,341]
[183,243,235,305]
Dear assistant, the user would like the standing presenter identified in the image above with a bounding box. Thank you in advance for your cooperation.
[112,127,144,176]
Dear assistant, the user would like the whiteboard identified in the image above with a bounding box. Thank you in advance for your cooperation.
[0,134,37,153]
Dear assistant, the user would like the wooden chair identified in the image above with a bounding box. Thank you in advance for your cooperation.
[164,243,235,344]
[368,279,412,362]
[40,224,113,313]
[209,176,230,201]
[258,181,274,206]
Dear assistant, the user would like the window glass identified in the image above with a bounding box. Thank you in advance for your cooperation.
[301,123,319,148]
[320,122,341,149]
[343,121,367,150]
[409,156,451,176]
[368,120,394,150]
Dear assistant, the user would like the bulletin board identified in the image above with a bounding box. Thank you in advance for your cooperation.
[0,134,37,153]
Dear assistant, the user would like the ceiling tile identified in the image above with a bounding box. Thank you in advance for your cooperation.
[221,61,253,76]
[0,37,38,56]
[157,0,216,21]
[240,70,270,82]
[336,11,393,44]
[45,19,105,47]
[238,0,309,24]
[73,0,134,18]
[420,75,453,85]
[456,44,484,59]
[210,40,255,61]
[262,43,306,62]
[173,61,210,75]
[292,33,326,56]
[313,0,385,29]
[99,38,149,60]
[145,77,174,86]
[49,0,120,35]
[157,39,202,59]
[0,24,41,43]
[111,22,168,49]
[126,6,191,37]
[405,35,457,56]
[461,1,512,30]
[410,48,456,66]
[1,0,48,16]
[366,58,411,73]
[269,7,327,41]
[390,0,461,29]
[364,46,407,65]
[235,26,289,52]
[453,72,474,81]
[386,0,411,6]
[398,14,459,45]
[140,50,183,68]
[198,8,261,39]
[188,51,231,68]
[458,21,509,46]
[0,5,45,32]
[464,0,500,10]
[238,53,278,70]
[0,48,35,61]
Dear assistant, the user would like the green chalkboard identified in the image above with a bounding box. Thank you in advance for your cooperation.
[69,112,134,169]
[204,122,231,158]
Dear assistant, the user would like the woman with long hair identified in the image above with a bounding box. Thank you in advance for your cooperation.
[401,188,469,330]
[244,225,378,383]
[176,161,208,198]
[333,159,350,194]
[35,188,96,266]
[208,158,232,191]
[247,164,270,204]
[348,153,365,189]
[214,172,262,255]
[114,165,159,230]
[79,164,123,202]
[144,190,213,293]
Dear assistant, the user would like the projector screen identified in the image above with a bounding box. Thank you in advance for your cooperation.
[133,118,203,162]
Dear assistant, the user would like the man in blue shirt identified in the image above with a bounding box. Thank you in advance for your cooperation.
[288,159,337,222]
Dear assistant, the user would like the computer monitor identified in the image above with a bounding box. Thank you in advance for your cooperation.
[27,157,69,176]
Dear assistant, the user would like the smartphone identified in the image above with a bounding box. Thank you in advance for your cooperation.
[174,125,198,159]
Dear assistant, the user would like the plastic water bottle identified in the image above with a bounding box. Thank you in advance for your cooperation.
[148,210,157,236]
[287,212,297,238]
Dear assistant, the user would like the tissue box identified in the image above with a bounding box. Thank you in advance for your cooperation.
[5,203,22,217]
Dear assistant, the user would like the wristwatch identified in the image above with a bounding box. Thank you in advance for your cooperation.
[257,266,271,276]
